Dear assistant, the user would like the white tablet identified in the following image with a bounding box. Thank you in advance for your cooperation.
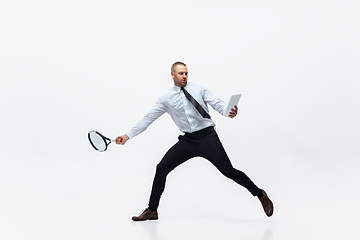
[224,94,241,117]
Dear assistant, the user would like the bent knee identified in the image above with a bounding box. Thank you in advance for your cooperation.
[222,168,237,178]
[156,163,173,175]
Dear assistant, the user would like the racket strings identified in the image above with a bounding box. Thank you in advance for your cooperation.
[89,131,107,152]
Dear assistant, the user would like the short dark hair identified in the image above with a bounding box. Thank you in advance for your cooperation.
[171,62,186,73]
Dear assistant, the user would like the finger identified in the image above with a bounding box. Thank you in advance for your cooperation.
[228,109,237,118]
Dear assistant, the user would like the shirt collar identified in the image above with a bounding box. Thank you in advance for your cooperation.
[172,83,190,92]
[172,85,182,93]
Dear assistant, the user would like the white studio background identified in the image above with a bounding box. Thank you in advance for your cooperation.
[1,0,359,239]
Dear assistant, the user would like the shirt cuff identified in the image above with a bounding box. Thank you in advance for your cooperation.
[126,131,135,139]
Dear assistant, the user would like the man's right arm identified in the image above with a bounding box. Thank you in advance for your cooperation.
[115,98,166,145]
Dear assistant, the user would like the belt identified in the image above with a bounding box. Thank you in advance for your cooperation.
[183,126,215,140]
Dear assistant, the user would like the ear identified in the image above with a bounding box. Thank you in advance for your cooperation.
[171,71,175,78]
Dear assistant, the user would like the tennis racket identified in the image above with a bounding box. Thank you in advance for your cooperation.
[88,130,120,152]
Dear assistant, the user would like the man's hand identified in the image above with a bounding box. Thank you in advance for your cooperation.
[228,106,238,118]
[115,134,130,145]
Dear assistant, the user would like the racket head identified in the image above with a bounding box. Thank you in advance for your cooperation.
[88,131,110,152]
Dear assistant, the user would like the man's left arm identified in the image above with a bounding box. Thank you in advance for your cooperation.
[202,87,238,118]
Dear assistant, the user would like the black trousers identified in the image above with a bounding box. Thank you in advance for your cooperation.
[148,127,261,211]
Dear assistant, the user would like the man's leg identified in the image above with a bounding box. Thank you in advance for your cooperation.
[132,135,196,221]
[198,130,274,216]
[148,135,197,211]
[199,130,261,196]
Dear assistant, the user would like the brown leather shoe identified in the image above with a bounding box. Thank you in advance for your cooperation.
[259,189,274,217]
[132,208,158,221]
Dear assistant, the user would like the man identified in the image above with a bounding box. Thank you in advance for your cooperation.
[115,62,273,221]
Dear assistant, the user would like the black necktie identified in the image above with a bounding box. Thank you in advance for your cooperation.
[181,87,211,119]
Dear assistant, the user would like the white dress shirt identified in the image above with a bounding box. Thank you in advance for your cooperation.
[126,82,227,139]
